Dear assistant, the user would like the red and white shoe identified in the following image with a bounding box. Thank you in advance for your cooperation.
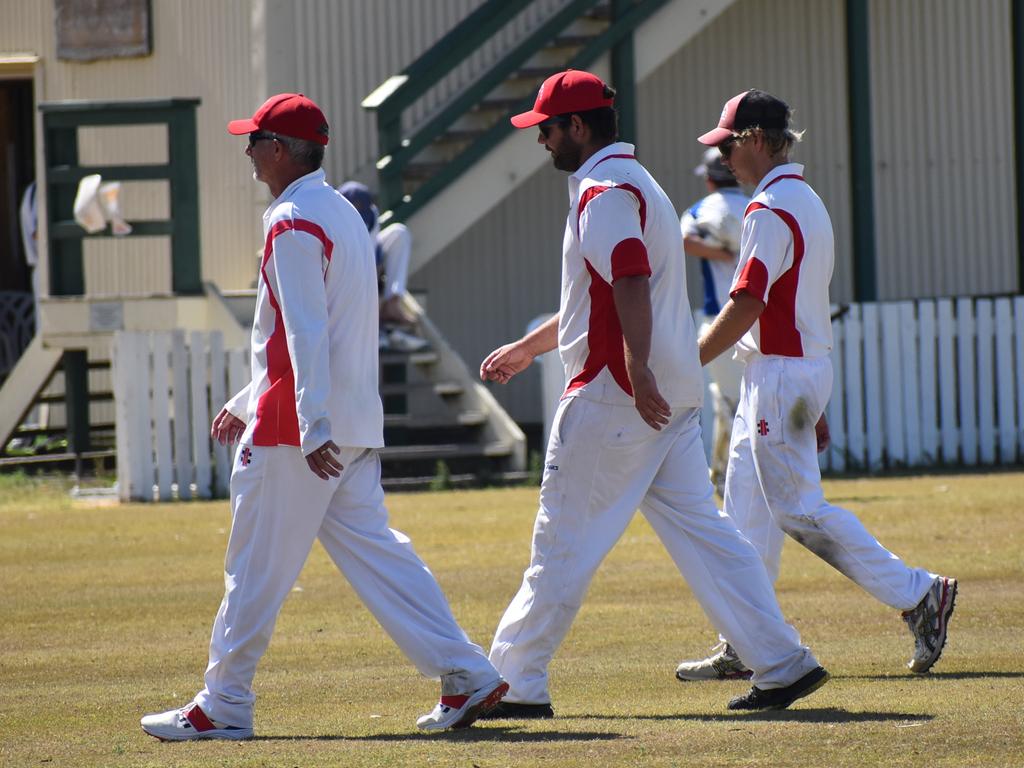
[416,678,509,731]
[140,703,253,741]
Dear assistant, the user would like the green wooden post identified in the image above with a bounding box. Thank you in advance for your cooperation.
[1013,0,1024,292]
[846,0,877,301]
[45,124,84,296]
[611,0,637,144]
[167,106,203,294]
[378,115,404,214]
[63,350,91,455]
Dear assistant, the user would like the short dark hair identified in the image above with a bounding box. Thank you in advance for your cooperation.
[560,85,619,142]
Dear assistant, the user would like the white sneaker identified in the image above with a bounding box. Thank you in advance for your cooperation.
[140,703,253,741]
[675,641,753,682]
[903,575,957,673]
[387,328,429,352]
[416,678,509,731]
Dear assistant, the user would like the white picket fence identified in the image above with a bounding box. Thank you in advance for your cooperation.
[820,295,1024,472]
[538,296,1024,473]
[112,331,249,501]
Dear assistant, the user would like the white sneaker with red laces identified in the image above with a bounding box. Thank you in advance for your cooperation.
[416,678,509,731]
[140,703,253,741]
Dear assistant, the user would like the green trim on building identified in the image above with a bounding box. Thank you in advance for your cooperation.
[846,0,877,301]
[1013,0,1024,292]
[611,0,636,144]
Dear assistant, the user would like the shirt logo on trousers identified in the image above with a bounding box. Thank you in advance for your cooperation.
[240,446,252,466]
[757,419,770,436]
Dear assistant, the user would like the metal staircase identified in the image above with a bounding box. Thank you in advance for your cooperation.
[362,0,672,225]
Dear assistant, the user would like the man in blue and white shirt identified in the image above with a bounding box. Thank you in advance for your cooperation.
[680,148,748,497]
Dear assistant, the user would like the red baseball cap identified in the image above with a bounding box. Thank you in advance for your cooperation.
[510,70,614,129]
[227,93,330,146]
[698,89,789,145]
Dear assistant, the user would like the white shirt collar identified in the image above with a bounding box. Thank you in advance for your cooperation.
[752,162,804,198]
[264,168,326,219]
[568,142,636,199]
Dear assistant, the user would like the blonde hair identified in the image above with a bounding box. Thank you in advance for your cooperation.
[735,125,804,159]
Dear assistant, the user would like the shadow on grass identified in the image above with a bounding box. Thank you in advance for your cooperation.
[254,728,626,743]
[563,709,933,724]
[842,671,1024,681]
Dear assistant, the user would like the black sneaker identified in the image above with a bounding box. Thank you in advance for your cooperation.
[727,666,829,711]
[476,701,555,719]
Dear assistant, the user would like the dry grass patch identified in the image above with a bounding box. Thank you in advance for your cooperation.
[0,471,1021,767]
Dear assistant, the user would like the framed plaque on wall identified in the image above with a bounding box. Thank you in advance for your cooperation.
[56,0,152,62]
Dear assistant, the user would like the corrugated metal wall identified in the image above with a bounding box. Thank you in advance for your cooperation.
[0,0,264,293]
[409,164,566,422]
[640,0,852,305]
[870,0,1017,298]
[280,0,572,186]
[413,0,856,422]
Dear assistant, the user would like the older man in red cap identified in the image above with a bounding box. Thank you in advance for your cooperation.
[478,71,828,719]
[678,88,956,682]
[141,93,506,741]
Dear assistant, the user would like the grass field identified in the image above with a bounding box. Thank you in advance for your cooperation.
[1,470,1022,767]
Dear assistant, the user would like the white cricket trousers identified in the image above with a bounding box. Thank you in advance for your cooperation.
[725,356,935,608]
[378,223,411,301]
[489,397,820,704]
[193,444,497,729]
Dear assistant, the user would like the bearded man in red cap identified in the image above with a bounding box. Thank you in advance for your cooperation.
[141,93,506,741]
[477,71,828,719]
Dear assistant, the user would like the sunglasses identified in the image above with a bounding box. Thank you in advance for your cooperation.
[538,116,572,139]
[248,131,281,147]
[717,134,740,159]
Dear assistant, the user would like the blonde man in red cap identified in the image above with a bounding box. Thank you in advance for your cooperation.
[141,93,507,741]
[678,89,956,681]
[478,71,828,719]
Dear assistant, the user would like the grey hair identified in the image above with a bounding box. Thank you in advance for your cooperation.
[277,135,324,171]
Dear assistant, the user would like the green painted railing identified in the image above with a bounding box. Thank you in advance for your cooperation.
[39,98,202,297]
[363,0,671,223]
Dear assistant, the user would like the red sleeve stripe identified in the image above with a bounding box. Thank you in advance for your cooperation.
[576,183,648,236]
[610,238,651,281]
[616,183,647,232]
[263,218,334,267]
[731,257,770,302]
[577,185,611,237]
[745,201,769,218]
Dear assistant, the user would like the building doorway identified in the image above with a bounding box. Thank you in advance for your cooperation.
[0,77,35,294]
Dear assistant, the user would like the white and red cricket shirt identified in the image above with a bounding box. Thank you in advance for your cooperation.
[226,169,384,453]
[730,163,834,361]
[559,142,704,408]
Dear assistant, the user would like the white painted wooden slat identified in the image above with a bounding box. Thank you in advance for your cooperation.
[1015,297,1024,460]
[994,298,1017,463]
[975,299,996,464]
[937,299,958,462]
[150,332,174,501]
[880,303,905,465]
[208,331,229,498]
[112,332,137,502]
[898,302,922,465]
[917,300,938,464]
[844,305,865,469]
[956,298,978,465]
[827,319,846,473]
[171,330,192,500]
[134,334,155,502]
[190,331,212,499]
[227,348,248,403]
[862,304,884,471]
